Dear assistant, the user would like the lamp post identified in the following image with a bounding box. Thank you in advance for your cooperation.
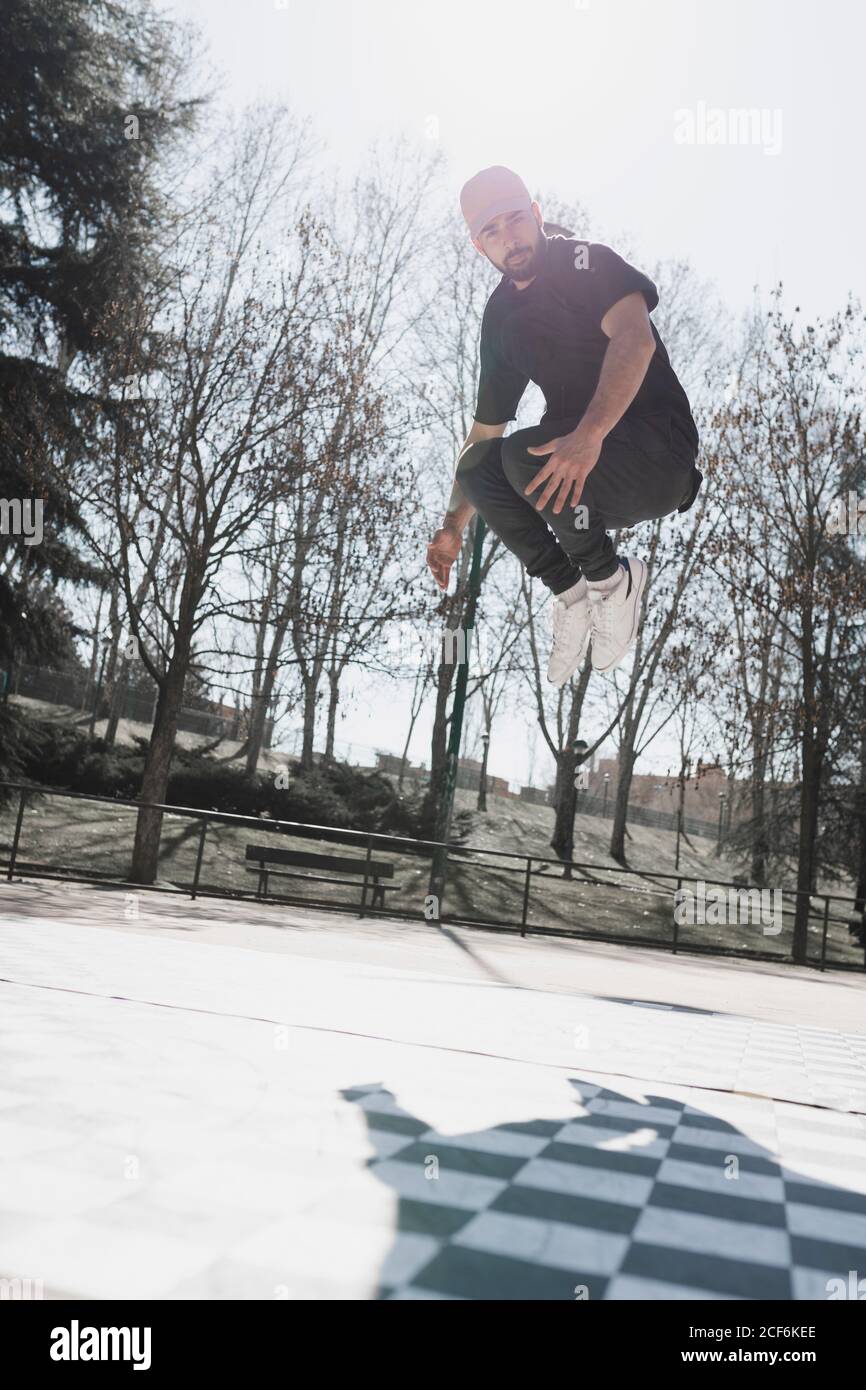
[562,737,589,880]
[675,758,690,872]
[717,792,727,855]
[478,728,490,812]
[602,771,610,818]
[573,739,589,798]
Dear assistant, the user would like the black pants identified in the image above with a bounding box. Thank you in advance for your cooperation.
[456,411,701,589]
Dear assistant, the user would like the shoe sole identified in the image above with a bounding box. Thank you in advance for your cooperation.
[591,559,648,674]
[547,629,591,687]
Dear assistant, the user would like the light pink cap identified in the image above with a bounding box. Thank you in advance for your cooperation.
[459,165,532,238]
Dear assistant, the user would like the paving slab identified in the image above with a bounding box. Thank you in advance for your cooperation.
[1,880,866,1300]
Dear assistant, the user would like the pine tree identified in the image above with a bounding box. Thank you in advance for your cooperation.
[0,0,200,669]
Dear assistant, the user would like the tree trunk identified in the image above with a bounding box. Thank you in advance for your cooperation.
[104,653,130,747]
[550,689,582,876]
[83,588,106,712]
[420,639,458,840]
[749,751,768,885]
[398,716,417,792]
[130,655,189,884]
[129,555,200,884]
[102,586,122,713]
[477,733,490,812]
[324,672,339,760]
[674,760,688,872]
[551,754,577,875]
[849,725,866,942]
[609,746,637,866]
[300,681,317,770]
[850,776,866,943]
[792,732,821,963]
[246,663,278,776]
[398,666,430,792]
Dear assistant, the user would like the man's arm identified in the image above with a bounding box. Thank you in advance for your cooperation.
[426,418,507,591]
[582,291,657,438]
[445,418,507,525]
[524,291,656,514]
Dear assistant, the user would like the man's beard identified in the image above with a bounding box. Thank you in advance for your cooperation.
[499,234,545,282]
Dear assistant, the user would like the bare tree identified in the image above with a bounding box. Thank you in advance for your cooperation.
[460,560,530,810]
[604,474,717,864]
[231,142,442,771]
[710,291,866,959]
[86,106,326,881]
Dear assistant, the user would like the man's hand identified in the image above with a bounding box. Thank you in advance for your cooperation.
[427,521,463,591]
[525,424,604,514]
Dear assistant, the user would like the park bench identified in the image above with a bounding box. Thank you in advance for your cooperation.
[244,842,398,910]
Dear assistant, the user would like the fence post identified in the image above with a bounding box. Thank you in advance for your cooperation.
[7,787,27,881]
[191,819,208,900]
[521,857,532,937]
[819,895,830,972]
[359,834,373,918]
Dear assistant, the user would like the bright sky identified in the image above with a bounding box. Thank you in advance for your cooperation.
[166,0,864,787]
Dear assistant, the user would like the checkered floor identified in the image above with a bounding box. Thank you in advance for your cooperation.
[353,1080,866,1300]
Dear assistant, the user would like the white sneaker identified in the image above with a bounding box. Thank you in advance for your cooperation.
[587,557,647,673]
[547,578,591,687]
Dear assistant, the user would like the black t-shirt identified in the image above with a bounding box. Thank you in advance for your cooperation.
[474,235,699,452]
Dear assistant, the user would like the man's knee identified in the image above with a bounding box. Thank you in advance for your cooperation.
[455,437,502,503]
[500,428,541,490]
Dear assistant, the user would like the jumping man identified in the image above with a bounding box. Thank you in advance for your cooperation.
[426,166,702,683]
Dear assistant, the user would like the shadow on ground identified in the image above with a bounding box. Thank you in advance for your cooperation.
[341,1078,866,1300]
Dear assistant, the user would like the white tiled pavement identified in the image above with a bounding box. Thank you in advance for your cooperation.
[1,895,866,1300]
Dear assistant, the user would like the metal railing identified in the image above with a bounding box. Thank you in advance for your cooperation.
[1,780,863,973]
